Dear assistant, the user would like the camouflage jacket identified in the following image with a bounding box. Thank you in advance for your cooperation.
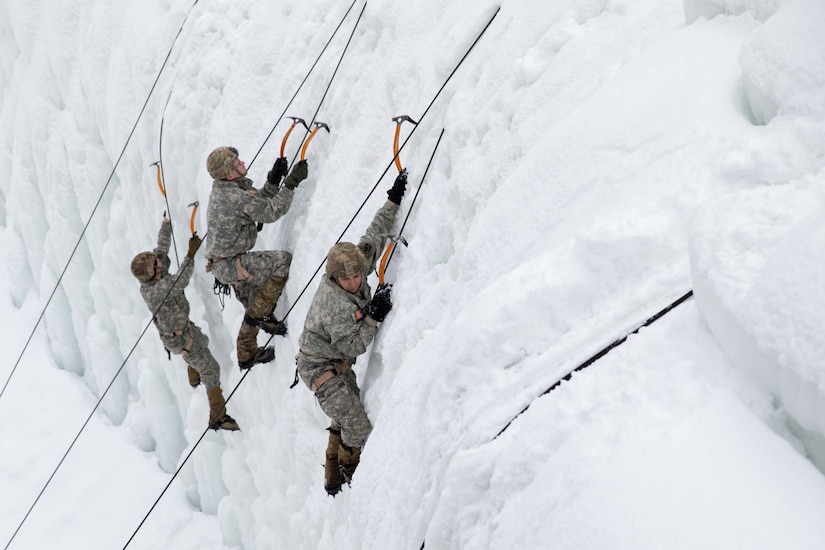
[298,200,399,363]
[203,176,294,260]
[139,221,193,336]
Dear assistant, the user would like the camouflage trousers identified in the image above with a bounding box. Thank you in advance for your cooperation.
[211,250,292,309]
[297,355,372,447]
[160,323,221,389]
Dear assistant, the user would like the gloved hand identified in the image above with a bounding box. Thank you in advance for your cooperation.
[186,233,202,259]
[283,160,308,190]
[387,169,407,205]
[364,284,393,322]
[267,157,289,184]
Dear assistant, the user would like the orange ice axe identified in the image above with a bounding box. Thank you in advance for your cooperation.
[150,160,166,197]
[391,115,418,174]
[280,116,308,157]
[300,121,330,161]
[378,234,408,286]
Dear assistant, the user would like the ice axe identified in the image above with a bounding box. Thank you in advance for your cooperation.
[391,115,418,174]
[188,201,199,236]
[280,116,309,158]
[300,121,330,161]
[378,234,408,286]
[150,160,166,197]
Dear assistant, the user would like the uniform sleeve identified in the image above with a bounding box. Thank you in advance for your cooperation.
[170,255,194,289]
[242,186,295,224]
[258,179,280,199]
[325,301,379,359]
[358,201,400,273]
[156,220,172,255]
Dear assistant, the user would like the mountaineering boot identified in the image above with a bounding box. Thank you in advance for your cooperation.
[187,365,201,388]
[324,429,344,496]
[238,346,275,371]
[249,276,287,319]
[237,276,288,366]
[243,313,288,336]
[206,387,240,431]
[338,443,362,485]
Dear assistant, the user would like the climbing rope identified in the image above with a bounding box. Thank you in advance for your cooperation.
[156,88,181,268]
[2,247,203,550]
[381,127,445,277]
[247,0,360,169]
[0,0,201,405]
[122,4,368,547]
[274,6,501,331]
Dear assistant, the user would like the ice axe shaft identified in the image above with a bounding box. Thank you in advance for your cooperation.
[300,121,330,161]
[392,115,418,174]
[150,160,166,197]
[188,201,199,236]
[378,234,408,286]
[280,116,309,157]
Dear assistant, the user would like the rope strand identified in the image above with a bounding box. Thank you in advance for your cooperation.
[0,0,201,405]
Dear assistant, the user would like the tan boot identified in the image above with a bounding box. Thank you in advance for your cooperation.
[187,365,201,388]
[338,443,362,484]
[236,322,262,367]
[244,277,288,335]
[206,387,240,431]
[324,429,344,496]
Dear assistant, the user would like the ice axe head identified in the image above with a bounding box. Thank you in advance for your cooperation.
[392,115,418,126]
[313,121,330,133]
[285,116,309,130]
[386,234,408,247]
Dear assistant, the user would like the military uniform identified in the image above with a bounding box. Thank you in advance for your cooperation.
[140,221,221,388]
[204,146,306,367]
[297,200,399,493]
[133,219,238,431]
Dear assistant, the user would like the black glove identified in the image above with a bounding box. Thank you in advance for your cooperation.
[283,160,308,190]
[387,169,407,205]
[267,157,289,184]
[364,284,393,322]
[186,233,202,259]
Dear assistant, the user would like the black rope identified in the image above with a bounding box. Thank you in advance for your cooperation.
[3,245,204,550]
[120,367,251,550]
[383,128,446,272]
[493,290,695,439]
[274,6,501,328]
[0,0,201,405]
[158,88,181,269]
[122,4,370,546]
[247,0,360,170]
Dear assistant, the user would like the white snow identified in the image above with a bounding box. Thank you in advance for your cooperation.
[2,0,825,548]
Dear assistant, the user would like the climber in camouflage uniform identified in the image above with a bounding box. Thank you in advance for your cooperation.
[131,214,239,431]
[203,146,308,370]
[297,169,408,496]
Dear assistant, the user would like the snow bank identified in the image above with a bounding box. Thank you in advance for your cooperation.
[691,0,825,473]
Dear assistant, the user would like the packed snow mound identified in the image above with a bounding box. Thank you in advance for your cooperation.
[689,0,825,472]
